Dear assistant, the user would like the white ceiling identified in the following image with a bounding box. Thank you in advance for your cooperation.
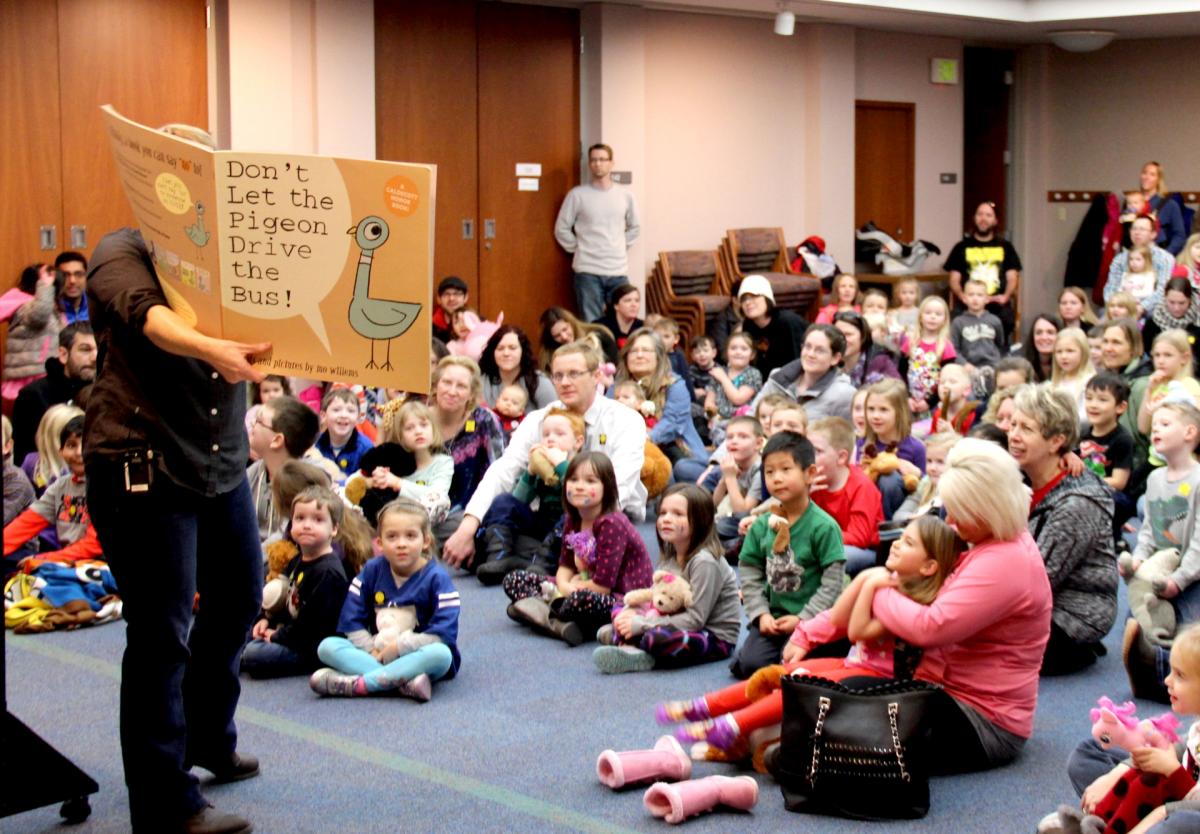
[632,0,1200,43]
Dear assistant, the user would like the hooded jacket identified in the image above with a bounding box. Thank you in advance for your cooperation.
[1,282,61,381]
[751,361,856,422]
[1027,469,1118,645]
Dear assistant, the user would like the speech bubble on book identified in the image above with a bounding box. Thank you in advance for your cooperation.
[219,156,351,353]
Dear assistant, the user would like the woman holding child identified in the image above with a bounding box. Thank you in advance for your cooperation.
[1008,383,1117,675]
[851,438,1052,771]
[614,328,706,465]
[831,311,902,387]
[478,325,557,412]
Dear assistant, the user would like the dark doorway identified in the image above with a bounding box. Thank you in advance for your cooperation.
[962,47,1015,235]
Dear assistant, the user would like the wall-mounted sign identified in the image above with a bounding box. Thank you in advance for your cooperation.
[931,57,959,85]
[517,177,539,191]
[515,163,542,177]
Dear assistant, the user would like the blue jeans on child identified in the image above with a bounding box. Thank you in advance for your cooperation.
[844,546,879,576]
[573,273,628,323]
[241,638,310,678]
[86,467,262,832]
[673,457,721,491]
[317,637,453,693]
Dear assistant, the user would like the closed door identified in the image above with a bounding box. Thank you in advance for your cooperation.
[375,1,579,339]
[962,47,1013,232]
[476,2,578,336]
[855,100,915,241]
[0,0,207,290]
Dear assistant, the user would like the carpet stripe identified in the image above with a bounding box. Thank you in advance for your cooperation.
[10,637,641,834]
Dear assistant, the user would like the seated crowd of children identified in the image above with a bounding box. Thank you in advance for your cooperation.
[9,232,1200,830]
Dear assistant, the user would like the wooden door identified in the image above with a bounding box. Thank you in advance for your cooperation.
[57,0,208,257]
[855,101,915,240]
[962,47,1013,233]
[477,3,578,337]
[376,0,480,298]
[0,0,63,288]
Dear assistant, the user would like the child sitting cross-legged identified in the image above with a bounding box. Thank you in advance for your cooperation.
[859,378,925,519]
[729,431,846,679]
[592,484,741,674]
[504,451,653,646]
[3,415,101,569]
[241,486,350,678]
[807,417,884,577]
[713,416,764,544]
[659,514,966,766]
[1077,372,1134,536]
[474,407,585,586]
[310,498,460,700]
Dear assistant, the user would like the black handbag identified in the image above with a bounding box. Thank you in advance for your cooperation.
[775,675,941,820]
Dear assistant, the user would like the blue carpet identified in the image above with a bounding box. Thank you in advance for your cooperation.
[4,525,1153,833]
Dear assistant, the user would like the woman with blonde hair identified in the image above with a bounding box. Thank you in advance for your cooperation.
[614,328,705,464]
[1008,383,1116,675]
[1137,161,1186,255]
[847,438,1052,771]
[1057,287,1099,331]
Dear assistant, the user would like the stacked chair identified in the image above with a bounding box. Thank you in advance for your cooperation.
[647,249,734,345]
[720,227,821,321]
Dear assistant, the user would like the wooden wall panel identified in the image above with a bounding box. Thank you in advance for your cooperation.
[375,0,480,298]
[855,100,915,242]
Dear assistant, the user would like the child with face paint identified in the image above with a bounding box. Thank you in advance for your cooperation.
[502,451,654,645]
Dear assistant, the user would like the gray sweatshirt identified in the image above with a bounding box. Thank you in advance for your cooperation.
[1133,462,1200,592]
[554,183,640,276]
[631,548,742,645]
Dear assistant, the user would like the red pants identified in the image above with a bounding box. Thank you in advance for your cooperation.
[703,658,885,735]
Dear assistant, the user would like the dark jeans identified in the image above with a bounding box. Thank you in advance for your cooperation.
[87,464,262,831]
[573,272,628,323]
[673,457,721,491]
[241,638,311,679]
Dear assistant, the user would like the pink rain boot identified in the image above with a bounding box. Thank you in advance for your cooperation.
[643,775,759,824]
[596,735,692,789]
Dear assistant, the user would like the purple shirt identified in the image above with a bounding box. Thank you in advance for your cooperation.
[856,434,926,474]
[559,511,652,597]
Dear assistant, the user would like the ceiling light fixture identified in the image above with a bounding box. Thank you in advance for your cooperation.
[774,5,795,37]
[1047,30,1116,52]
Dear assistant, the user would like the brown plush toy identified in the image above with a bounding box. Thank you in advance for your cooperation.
[641,441,672,499]
[622,570,693,617]
[528,445,563,486]
[262,539,299,618]
[863,451,919,493]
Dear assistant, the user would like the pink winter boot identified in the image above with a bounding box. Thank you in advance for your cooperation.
[643,775,759,824]
[596,735,692,789]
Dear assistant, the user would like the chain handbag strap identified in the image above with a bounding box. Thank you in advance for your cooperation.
[889,702,911,783]
[808,695,831,784]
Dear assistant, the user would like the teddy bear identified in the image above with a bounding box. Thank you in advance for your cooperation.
[261,539,300,619]
[622,570,693,618]
[373,605,422,663]
[862,450,919,493]
[1118,547,1181,646]
[641,441,672,499]
[528,444,565,487]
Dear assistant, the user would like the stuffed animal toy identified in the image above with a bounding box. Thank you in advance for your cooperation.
[373,605,421,663]
[352,441,418,526]
[862,450,919,493]
[528,445,566,487]
[641,441,671,499]
[1089,696,1180,751]
[448,310,503,360]
[622,570,693,618]
[262,539,300,618]
[1119,547,1182,646]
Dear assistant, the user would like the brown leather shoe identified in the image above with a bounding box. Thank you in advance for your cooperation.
[193,752,260,784]
[179,805,253,834]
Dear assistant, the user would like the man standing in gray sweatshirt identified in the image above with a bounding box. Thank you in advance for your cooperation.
[554,143,640,322]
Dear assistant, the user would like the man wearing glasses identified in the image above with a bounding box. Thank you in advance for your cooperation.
[554,143,640,323]
[55,250,90,324]
[944,201,1022,340]
[442,340,647,569]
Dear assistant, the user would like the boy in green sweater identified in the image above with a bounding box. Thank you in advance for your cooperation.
[730,431,845,679]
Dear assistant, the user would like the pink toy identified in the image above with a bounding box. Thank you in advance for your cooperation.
[448,311,503,360]
[1089,696,1181,750]
[643,775,759,824]
[597,735,691,789]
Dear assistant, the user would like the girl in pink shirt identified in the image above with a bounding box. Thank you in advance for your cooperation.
[655,515,965,765]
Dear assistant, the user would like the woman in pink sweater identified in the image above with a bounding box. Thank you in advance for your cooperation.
[853,438,1053,772]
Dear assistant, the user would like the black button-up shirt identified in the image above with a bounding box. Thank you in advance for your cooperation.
[83,229,248,497]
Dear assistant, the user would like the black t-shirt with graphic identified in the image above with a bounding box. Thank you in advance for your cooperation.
[943,235,1023,297]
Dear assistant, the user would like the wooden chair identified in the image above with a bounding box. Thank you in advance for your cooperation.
[647,250,733,346]
[722,227,821,321]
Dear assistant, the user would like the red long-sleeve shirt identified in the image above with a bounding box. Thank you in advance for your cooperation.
[812,464,883,548]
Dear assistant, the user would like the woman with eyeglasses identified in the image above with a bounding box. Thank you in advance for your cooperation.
[831,310,902,387]
[751,324,856,423]
[613,328,706,465]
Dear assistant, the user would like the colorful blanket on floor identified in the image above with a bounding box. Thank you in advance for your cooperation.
[4,559,122,633]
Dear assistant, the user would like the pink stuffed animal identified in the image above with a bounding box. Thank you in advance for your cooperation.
[1089,696,1181,750]
[448,310,503,360]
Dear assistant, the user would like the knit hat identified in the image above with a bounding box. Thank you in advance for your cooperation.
[737,274,775,304]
